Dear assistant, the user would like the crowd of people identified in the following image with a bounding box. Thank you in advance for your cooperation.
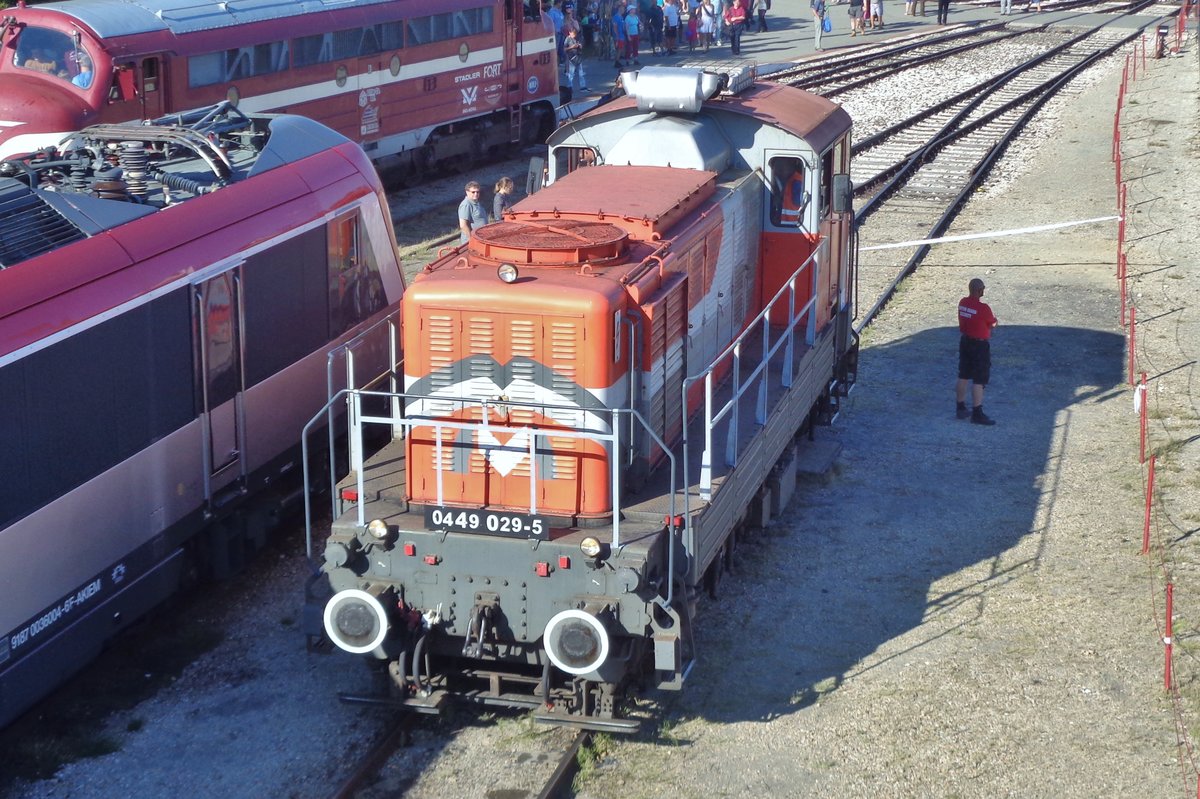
[542,0,898,84]
[544,0,1042,87]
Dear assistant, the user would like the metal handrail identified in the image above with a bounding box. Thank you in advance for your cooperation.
[682,239,826,505]
[302,389,678,593]
[323,308,404,499]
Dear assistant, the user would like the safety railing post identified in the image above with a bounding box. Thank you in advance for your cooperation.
[1165,582,1174,691]
[1138,372,1148,464]
[1128,305,1137,386]
[1142,453,1155,555]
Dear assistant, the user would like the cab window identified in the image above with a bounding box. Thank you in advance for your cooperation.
[769,156,810,228]
[14,26,92,87]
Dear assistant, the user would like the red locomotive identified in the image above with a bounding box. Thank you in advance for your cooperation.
[0,0,557,172]
[307,65,859,729]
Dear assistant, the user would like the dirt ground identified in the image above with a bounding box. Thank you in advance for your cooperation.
[570,35,1200,799]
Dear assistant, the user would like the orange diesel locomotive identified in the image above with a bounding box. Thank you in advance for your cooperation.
[307,66,859,730]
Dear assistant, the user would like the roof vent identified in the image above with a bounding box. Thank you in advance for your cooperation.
[0,179,86,268]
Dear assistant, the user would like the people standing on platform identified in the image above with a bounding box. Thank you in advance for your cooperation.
[955,278,998,425]
[459,181,488,243]
[936,0,950,23]
[713,0,727,43]
[699,0,717,49]
[580,1,597,53]
[870,0,884,28]
[811,0,826,50]
[564,28,589,92]
[663,0,681,53]
[849,0,864,34]
[753,0,770,32]
[548,1,565,68]
[493,177,516,221]
[624,5,642,64]
[611,5,628,69]
[998,0,1011,13]
[648,1,665,54]
[723,0,748,54]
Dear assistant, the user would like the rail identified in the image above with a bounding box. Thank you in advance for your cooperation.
[681,239,826,506]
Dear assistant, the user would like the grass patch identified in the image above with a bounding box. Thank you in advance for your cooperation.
[573,732,613,789]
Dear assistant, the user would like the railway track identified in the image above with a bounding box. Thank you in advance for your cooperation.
[328,715,590,799]
[848,17,1154,330]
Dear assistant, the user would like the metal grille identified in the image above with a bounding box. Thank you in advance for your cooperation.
[0,181,87,268]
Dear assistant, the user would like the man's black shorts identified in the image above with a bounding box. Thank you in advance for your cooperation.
[958,336,990,385]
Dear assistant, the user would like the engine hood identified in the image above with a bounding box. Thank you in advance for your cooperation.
[0,74,93,159]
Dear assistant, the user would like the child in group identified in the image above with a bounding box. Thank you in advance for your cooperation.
[686,9,699,51]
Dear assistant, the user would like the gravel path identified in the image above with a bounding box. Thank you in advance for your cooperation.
[3,31,1196,799]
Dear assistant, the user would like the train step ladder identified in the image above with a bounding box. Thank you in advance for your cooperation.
[508,106,522,144]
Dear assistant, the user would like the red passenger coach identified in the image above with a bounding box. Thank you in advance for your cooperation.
[308,66,860,730]
[0,106,405,729]
[0,0,558,169]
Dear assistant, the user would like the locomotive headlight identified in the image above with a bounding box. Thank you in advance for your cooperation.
[367,518,390,540]
[580,537,602,558]
[497,262,518,283]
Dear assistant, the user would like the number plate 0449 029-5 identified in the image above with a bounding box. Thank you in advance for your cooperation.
[425,506,548,539]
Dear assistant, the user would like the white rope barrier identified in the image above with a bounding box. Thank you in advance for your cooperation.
[858,215,1121,252]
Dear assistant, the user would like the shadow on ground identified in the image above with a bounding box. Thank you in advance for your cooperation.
[665,322,1124,725]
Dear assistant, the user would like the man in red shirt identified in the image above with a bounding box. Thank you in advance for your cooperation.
[956,277,998,425]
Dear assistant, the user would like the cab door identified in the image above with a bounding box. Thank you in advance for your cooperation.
[140,57,164,117]
[195,269,245,499]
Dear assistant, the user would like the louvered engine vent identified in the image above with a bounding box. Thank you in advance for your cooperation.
[0,179,87,268]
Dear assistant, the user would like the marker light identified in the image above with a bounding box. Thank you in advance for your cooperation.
[498,263,518,283]
[580,537,602,558]
[367,518,389,540]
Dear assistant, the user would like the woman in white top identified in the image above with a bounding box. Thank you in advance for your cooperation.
[698,0,716,50]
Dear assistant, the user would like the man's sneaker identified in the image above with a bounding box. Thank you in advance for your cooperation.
[956,405,970,420]
[971,410,996,426]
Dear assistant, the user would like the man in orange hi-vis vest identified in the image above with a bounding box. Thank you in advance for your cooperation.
[774,159,808,227]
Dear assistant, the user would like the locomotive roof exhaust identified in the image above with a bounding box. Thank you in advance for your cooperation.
[620,66,746,114]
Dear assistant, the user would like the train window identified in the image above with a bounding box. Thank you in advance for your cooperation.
[188,42,287,88]
[142,57,159,92]
[768,156,809,228]
[12,27,97,88]
[408,8,494,45]
[552,146,597,178]
[328,212,388,339]
[0,289,193,530]
[819,148,834,219]
[242,227,329,387]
